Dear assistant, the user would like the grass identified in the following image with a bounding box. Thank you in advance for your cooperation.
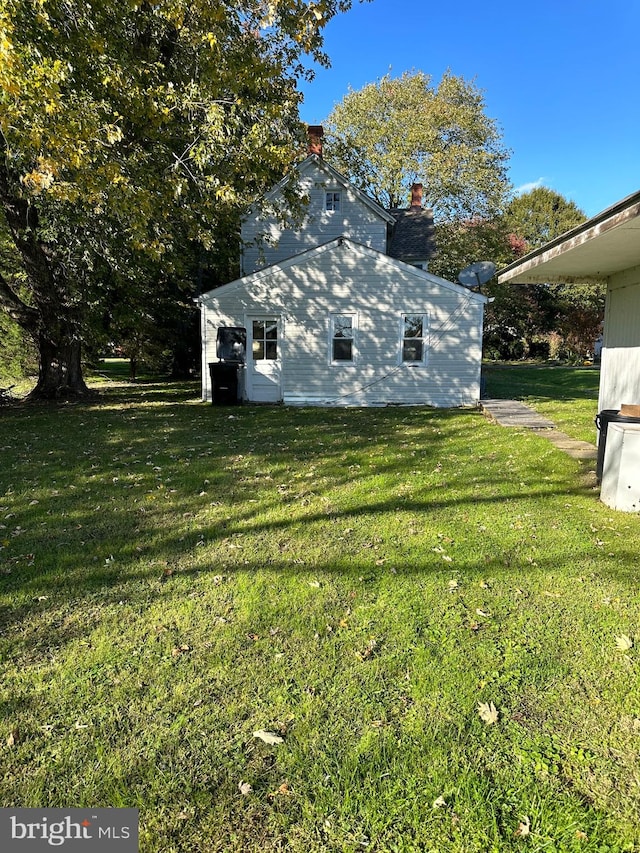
[1,368,639,852]
[483,363,601,444]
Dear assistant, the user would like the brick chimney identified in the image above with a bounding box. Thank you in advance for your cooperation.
[411,183,423,208]
[307,125,324,157]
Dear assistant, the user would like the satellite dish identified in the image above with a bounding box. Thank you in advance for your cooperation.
[457,261,497,289]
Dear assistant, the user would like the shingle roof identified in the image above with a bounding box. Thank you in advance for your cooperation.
[387,206,436,262]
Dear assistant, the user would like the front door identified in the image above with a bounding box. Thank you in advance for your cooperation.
[247,317,282,402]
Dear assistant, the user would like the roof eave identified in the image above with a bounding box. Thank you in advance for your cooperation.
[499,188,640,285]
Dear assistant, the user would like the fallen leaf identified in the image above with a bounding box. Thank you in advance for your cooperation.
[475,608,490,617]
[575,830,588,840]
[171,644,191,657]
[515,816,530,837]
[477,701,499,725]
[268,781,293,799]
[308,581,321,588]
[615,634,633,651]
[176,811,190,820]
[432,795,447,809]
[253,729,284,745]
[356,638,379,661]
[238,781,252,796]
[447,579,459,590]
[6,727,19,747]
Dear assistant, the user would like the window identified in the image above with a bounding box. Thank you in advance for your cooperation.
[330,314,355,362]
[325,191,341,212]
[401,314,428,364]
[252,319,278,360]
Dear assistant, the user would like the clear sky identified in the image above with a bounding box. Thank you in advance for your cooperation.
[298,0,639,218]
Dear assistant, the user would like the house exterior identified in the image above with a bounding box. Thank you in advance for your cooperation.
[498,190,640,415]
[199,131,487,407]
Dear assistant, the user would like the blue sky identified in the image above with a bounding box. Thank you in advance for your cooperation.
[298,0,639,218]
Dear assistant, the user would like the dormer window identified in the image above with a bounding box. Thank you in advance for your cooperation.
[325,192,341,212]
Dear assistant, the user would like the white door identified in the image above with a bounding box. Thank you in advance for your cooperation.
[247,317,282,402]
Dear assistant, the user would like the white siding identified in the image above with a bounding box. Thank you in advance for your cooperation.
[201,241,485,407]
[241,161,388,275]
[599,267,640,412]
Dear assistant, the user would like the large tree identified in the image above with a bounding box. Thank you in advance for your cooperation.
[484,188,603,361]
[503,186,586,250]
[324,70,511,218]
[0,0,355,398]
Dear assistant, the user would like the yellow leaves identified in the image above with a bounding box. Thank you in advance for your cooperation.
[104,124,123,146]
[21,156,56,193]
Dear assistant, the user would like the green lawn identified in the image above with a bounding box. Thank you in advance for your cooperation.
[483,364,601,444]
[1,372,638,852]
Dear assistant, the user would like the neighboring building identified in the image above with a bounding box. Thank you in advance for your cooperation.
[498,190,640,414]
[198,128,487,406]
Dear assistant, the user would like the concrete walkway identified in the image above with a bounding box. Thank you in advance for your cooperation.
[480,399,597,461]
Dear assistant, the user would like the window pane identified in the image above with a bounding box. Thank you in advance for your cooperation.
[403,340,423,361]
[404,315,423,338]
[326,192,341,212]
[333,339,352,361]
[253,340,264,360]
[333,316,353,338]
[253,320,265,338]
[265,341,277,360]
[265,322,278,340]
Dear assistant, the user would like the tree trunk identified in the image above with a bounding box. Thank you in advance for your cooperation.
[1,156,91,400]
[30,329,90,400]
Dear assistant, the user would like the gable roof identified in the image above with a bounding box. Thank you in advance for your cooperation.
[199,236,487,304]
[258,154,396,226]
[499,189,640,285]
[387,206,437,262]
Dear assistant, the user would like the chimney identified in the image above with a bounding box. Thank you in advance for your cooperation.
[307,125,324,158]
[411,183,423,208]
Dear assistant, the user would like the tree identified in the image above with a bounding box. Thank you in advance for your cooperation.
[503,187,586,250]
[0,218,36,384]
[324,70,511,218]
[487,187,603,361]
[0,0,356,398]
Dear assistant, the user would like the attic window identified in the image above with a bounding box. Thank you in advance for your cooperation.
[325,192,341,212]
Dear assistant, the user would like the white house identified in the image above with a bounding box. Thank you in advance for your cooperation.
[198,129,488,407]
[498,189,640,414]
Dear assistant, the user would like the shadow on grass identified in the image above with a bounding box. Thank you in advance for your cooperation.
[0,383,620,664]
[483,364,600,402]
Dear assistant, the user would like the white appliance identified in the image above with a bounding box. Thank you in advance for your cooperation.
[600,423,640,512]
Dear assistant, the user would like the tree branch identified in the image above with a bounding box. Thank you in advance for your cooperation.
[0,268,39,333]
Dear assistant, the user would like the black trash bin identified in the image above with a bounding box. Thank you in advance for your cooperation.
[209,362,241,405]
[595,408,640,482]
